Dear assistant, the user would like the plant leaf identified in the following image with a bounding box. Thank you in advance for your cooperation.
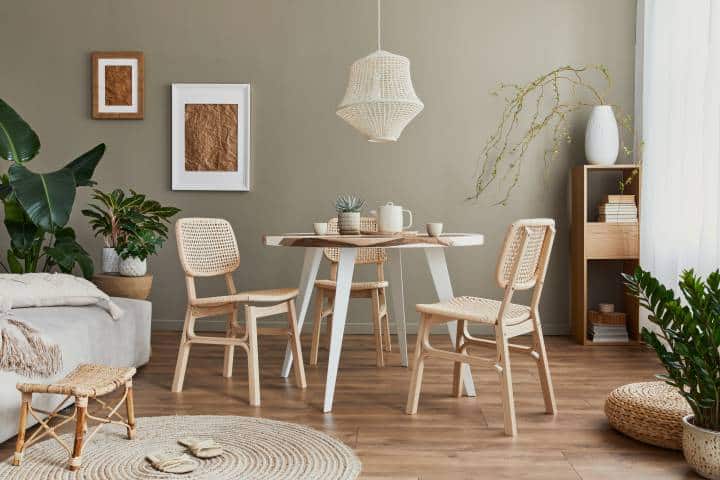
[0,98,40,163]
[9,164,76,230]
[64,143,105,187]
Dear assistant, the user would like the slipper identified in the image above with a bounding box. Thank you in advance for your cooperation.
[146,451,198,474]
[178,437,224,459]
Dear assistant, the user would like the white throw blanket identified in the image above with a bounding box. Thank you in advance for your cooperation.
[0,273,122,319]
[0,273,124,377]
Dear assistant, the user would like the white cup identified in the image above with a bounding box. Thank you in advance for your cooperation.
[426,223,443,237]
[314,222,328,235]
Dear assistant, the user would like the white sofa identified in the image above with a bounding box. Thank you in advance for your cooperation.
[0,297,151,443]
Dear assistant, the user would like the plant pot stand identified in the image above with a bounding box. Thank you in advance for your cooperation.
[92,273,153,300]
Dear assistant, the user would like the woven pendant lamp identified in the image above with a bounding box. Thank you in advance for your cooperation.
[336,0,424,143]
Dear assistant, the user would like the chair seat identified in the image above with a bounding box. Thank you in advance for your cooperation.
[315,279,389,291]
[416,296,531,325]
[17,364,136,397]
[191,287,299,307]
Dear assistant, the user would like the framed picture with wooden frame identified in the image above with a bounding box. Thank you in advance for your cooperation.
[171,83,251,191]
[91,51,144,119]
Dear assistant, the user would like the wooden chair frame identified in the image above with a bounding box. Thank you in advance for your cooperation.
[406,219,557,436]
[171,218,306,405]
[310,217,391,368]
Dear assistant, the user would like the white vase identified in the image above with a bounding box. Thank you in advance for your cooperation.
[119,257,147,277]
[585,105,619,165]
[338,212,360,235]
[101,247,120,273]
[683,415,720,479]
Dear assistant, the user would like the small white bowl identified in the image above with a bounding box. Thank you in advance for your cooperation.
[426,222,443,237]
[314,222,328,235]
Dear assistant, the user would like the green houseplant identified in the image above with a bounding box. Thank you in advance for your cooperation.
[335,194,365,235]
[83,188,180,277]
[623,267,720,479]
[0,98,105,278]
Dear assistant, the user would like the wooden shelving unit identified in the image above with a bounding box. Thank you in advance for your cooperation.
[571,164,641,345]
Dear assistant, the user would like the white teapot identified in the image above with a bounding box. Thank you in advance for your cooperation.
[372,202,413,234]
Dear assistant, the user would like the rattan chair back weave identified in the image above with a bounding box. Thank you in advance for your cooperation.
[176,218,240,277]
[495,218,555,291]
[324,217,387,265]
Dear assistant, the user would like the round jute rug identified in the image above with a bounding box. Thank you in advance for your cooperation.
[0,415,361,479]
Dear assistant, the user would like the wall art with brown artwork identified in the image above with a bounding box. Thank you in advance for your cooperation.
[91,51,144,119]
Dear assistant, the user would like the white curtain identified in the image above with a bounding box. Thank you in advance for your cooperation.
[638,0,720,297]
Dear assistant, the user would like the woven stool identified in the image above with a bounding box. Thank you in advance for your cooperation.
[13,364,137,471]
[605,381,691,450]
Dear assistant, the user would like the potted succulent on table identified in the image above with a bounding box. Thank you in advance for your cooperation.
[335,194,365,235]
[83,189,180,276]
[624,268,720,479]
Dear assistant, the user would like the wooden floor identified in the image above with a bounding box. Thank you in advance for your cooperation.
[1,332,697,479]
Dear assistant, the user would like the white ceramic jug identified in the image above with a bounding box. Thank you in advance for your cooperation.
[376,202,412,234]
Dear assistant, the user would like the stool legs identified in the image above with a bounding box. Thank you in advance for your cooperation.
[12,393,31,466]
[69,397,88,471]
[125,380,136,439]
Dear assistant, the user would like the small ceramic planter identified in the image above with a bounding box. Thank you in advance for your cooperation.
[119,257,147,277]
[102,247,120,273]
[683,415,720,479]
[338,212,360,235]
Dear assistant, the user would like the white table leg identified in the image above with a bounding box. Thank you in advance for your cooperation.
[281,247,323,378]
[386,249,409,367]
[424,248,477,397]
[323,248,357,413]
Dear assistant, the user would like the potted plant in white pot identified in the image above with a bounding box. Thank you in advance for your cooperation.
[83,189,180,276]
[624,268,720,479]
[335,194,365,235]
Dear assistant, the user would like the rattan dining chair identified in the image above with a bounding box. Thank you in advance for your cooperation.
[405,218,557,436]
[172,218,306,406]
[309,217,392,368]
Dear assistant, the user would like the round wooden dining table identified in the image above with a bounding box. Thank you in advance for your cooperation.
[262,232,485,412]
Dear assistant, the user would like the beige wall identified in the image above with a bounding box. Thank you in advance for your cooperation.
[0,0,636,333]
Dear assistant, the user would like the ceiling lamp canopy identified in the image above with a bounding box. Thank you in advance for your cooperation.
[336,0,424,143]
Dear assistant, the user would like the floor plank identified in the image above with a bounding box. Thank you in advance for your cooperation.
[0,332,698,479]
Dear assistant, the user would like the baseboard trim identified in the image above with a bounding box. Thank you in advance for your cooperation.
[152,318,569,336]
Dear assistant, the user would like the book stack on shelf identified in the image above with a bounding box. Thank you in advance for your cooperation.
[588,310,629,343]
[598,195,637,223]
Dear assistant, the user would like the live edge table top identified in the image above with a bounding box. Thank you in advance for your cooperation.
[262,233,485,249]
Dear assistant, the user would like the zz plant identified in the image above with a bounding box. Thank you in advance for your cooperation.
[623,267,720,431]
[0,99,105,277]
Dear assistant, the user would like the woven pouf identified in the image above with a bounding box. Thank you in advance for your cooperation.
[0,415,361,479]
[605,381,691,450]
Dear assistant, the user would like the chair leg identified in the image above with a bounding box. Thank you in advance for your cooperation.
[171,307,193,392]
[532,314,557,414]
[310,289,325,366]
[380,290,392,352]
[246,305,261,407]
[125,380,136,439]
[325,297,334,351]
[452,320,466,398]
[12,393,31,466]
[406,315,430,414]
[496,326,517,436]
[223,309,237,378]
[287,300,307,389]
[69,397,87,471]
[371,289,385,367]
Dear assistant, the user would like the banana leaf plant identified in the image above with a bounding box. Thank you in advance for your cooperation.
[0,98,105,278]
[623,267,720,431]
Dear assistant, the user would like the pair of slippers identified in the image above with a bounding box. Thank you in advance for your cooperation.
[146,437,223,474]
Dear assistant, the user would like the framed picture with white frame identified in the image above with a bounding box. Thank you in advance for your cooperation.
[171,83,251,191]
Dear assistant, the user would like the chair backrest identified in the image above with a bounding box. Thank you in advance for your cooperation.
[176,218,240,277]
[324,217,387,265]
[495,218,555,291]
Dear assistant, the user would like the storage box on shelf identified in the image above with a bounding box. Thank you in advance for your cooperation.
[571,165,641,345]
